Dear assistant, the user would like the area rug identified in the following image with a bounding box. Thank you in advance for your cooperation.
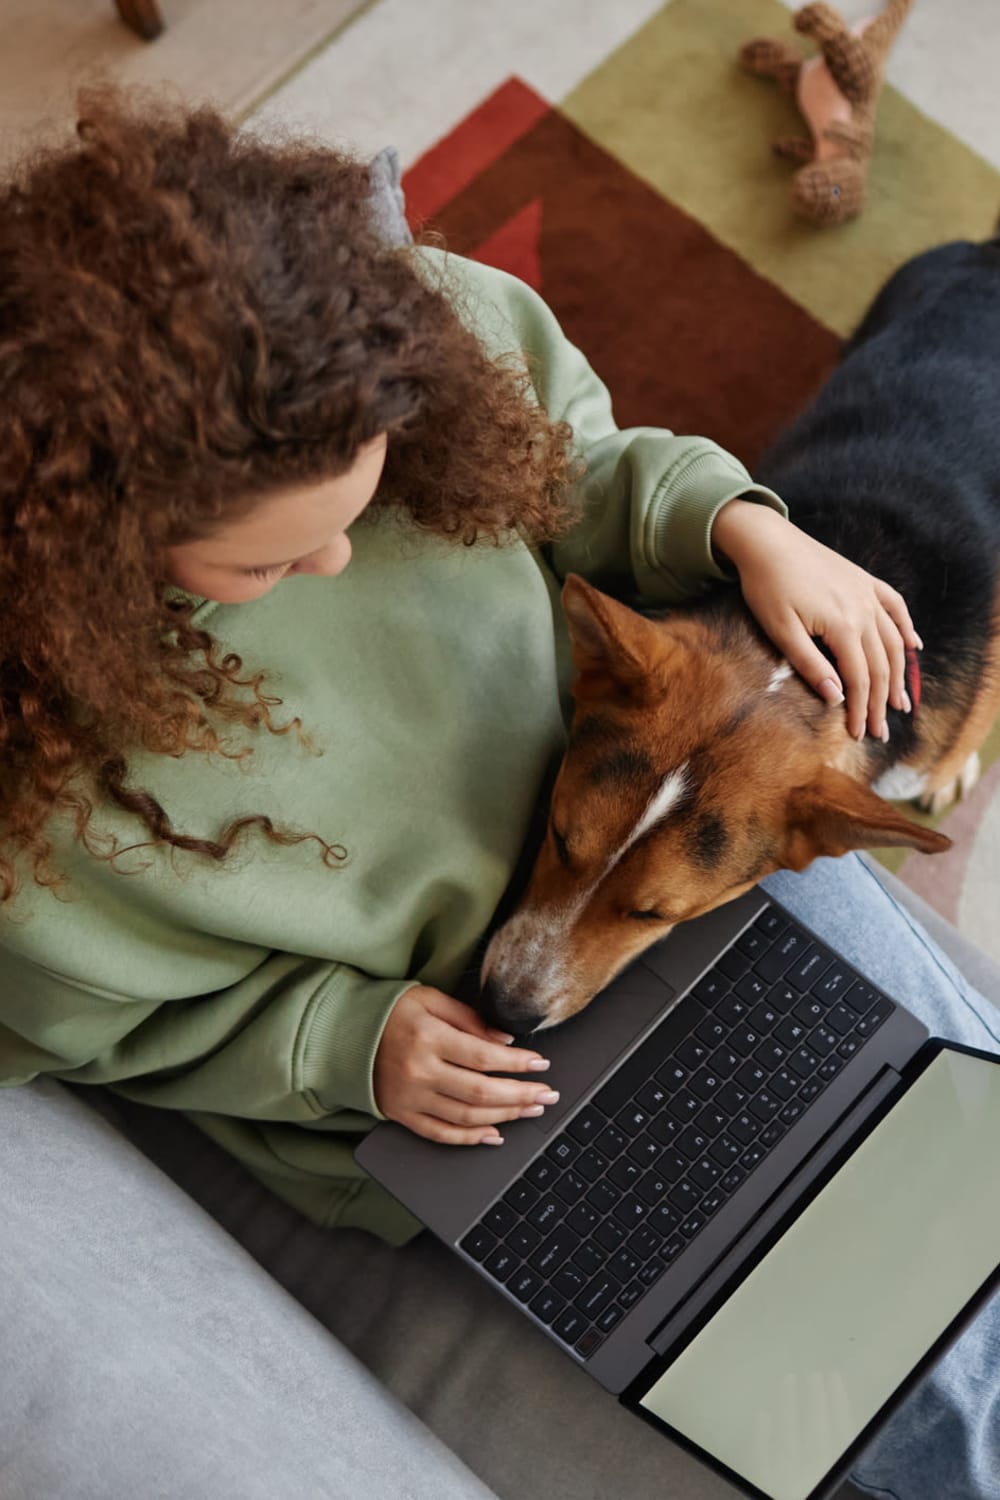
[399,0,1000,960]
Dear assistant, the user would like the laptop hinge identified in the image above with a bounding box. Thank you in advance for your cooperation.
[648,1063,903,1358]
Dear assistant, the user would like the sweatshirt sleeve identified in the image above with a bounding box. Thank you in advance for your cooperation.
[0,936,416,1123]
[431,249,788,604]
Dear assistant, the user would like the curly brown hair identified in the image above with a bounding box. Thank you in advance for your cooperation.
[0,86,579,902]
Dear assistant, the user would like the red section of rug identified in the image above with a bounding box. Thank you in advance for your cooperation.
[403,79,840,469]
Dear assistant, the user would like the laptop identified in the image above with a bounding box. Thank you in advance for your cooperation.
[356,886,1000,1500]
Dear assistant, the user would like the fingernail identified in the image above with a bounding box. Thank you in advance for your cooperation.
[901,690,912,714]
[914,634,924,650]
[527,1058,551,1071]
[818,677,845,705]
[488,1029,515,1044]
[854,726,865,742]
[880,722,890,743]
[520,1105,545,1118]
[480,1134,504,1146]
[535,1090,560,1105]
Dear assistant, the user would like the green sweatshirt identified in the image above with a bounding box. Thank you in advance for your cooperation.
[0,250,785,1242]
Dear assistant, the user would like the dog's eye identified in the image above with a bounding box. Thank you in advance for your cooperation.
[551,826,570,867]
[629,909,666,923]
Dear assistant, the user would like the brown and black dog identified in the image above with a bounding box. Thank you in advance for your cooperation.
[482,235,1000,1033]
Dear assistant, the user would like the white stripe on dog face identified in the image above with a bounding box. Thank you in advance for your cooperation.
[613,762,691,869]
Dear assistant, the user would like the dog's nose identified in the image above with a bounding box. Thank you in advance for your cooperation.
[478,974,541,1037]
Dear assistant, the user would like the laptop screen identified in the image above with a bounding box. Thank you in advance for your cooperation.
[637,1046,1000,1500]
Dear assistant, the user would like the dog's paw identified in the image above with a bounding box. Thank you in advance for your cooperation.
[918,751,982,816]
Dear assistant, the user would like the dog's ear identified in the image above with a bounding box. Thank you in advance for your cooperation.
[562,575,678,700]
[781,767,952,869]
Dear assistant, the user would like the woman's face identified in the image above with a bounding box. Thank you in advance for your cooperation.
[163,433,388,604]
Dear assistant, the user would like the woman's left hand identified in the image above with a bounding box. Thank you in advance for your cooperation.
[712,499,922,742]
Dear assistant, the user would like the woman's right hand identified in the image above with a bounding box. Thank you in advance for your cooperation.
[373,984,558,1145]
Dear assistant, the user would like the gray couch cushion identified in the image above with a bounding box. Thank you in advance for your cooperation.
[0,1078,494,1500]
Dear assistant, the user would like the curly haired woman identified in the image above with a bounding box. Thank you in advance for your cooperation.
[0,89,996,1499]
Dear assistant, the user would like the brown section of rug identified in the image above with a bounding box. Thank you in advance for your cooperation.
[427,105,840,470]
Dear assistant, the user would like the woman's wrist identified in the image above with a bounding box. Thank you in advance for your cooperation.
[711,495,785,572]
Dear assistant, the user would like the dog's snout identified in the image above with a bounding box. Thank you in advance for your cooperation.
[478,974,541,1037]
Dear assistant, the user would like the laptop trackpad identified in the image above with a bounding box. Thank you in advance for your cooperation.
[527,964,676,1133]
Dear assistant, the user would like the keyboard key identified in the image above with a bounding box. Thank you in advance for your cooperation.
[595,1218,626,1253]
[576,1276,620,1318]
[505,1222,541,1259]
[576,1148,610,1183]
[780,1099,806,1127]
[546,1135,580,1168]
[662,1237,685,1265]
[460,1225,496,1263]
[692,971,728,1005]
[735,972,769,1005]
[748,1090,781,1123]
[647,1203,679,1237]
[700,1188,726,1218]
[756,930,807,983]
[827,1002,858,1036]
[655,1060,691,1091]
[586,1180,620,1215]
[769,1067,799,1102]
[483,1201,517,1238]
[730,1112,758,1145]
[566,1201,601,1237]
[553,1264,588,1301]
[846,981,878,1016]
[741,1142,766,1171]
[608,1157,642,1190]
[529,1287,565,1326]
[667,1181,700,1213]
[636,1079,670,1113]
[786,945,831,991]
[793,996,827,1028]
[748,1002,781,1033]
[566,1106,606,1146]
[627,1224,663,1259]
[503,1180,540,1214]
[574,1327,605,1359]
[716,993,751,1027]
[677,1127,711,1161]
[610,1248,642,1283]
[817,1054,846,1082]
[813,963,852,1003]
[837,1036,861,1061]
[754,1038,788,1070]
[679,1212,706,1240]
[572,1240,607,1279]
[718,947,752,980]
[720,1167,746,1194]
[524,1157,560,1191]
[676,1036,711,1071]
[730,1027,762,1057]
[659,1150,688,1184]
[509,1267,542,1303]
[808,1025,838,1057]
[529,1226,577,1276]
[638,1257,666,1285]
[694,1017,728,1048]
[553,1305,589,1344]
[618,1281,644,1310]
[695,1103,729,1137]
[709,1136,742,1166]
[799,1078,823,1103]
[526,1196,562,1233]
[484,1246,518,1282]
[612,1196,650,1228]
[759,1121,785,1149]
[596,1303,625,1334]
[775,1016,809,1050]
[553,1170,588,1206]
[648,1112,684,1147]
[668,1090,702,1121]
[596,1125,628,1158]
[753,907,787,939]
[768,984,800,1015]
[615,1105,650,1136]
[736,927,771,961]
[715,1081,750,1114]
[736,1061,768,1094]
[626,1134,664,1167]
[636,1171,671,1206]
[789,1045,820,1079]
[856,1000,894,1036]
[707,1046,740,1078]
[689,1157,721,1191]
[689,1069,724,1101]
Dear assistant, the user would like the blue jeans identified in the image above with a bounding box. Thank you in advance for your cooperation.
[762,855,1000,1500]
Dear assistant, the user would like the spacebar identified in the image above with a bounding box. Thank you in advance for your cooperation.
[592,994,707,1118]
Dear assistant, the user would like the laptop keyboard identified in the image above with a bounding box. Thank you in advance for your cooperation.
[459,903,896,1362]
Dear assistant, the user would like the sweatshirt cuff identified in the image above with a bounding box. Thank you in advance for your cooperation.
[300,964,421,1120]
[636,446,786,604]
